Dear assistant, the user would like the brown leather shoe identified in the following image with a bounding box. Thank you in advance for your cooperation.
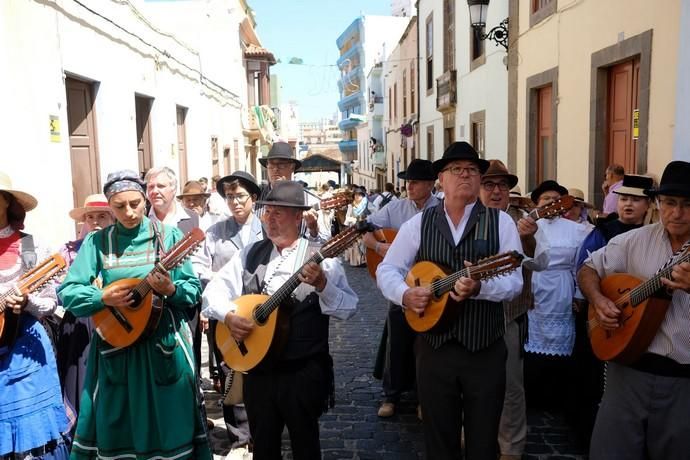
[417,404,423,421]
[377,402,395,417]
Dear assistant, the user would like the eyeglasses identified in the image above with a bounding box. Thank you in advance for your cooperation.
[481,181,510,192]
[226,193,251,204]
[441,166,481,176]
[266,161,294,171]
[658,198,690,212]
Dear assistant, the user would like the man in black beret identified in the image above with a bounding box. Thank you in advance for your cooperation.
[377,142,524,459]
[578,161,690,459]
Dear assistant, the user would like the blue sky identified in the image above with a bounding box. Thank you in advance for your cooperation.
[249,0,392,122]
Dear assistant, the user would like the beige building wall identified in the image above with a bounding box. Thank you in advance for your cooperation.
[515,0,680,203]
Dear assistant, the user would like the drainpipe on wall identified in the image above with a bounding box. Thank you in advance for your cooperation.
[673,0,690,161]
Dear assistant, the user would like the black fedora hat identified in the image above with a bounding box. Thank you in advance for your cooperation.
[255,180,311,210]
[530,180,568,204]
[259,141,302,170]
[216,171,261,198]
[645,161,690,198]
[397,159,436,181]
[432,141,490,175]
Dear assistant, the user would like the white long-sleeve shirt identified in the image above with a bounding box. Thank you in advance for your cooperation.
[376,201,524,307]
[202,237,358,322]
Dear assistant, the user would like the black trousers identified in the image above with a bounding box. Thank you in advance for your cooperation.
[416,337,506,460]
[243,357,329,460]
[379,304,417,401]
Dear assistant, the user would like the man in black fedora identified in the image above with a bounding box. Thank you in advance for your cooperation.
[578,160,690,460]
[256,141,322,239]
[201,180,358,460]
[377,142,524,459]
[363,158,439,418]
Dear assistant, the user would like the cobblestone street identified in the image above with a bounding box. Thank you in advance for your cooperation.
[203,263,587,460]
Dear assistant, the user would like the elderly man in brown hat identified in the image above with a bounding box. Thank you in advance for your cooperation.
[378,142,523,460]
[178,180,217,231]
[578,161,690,459]
[478,159,529,460]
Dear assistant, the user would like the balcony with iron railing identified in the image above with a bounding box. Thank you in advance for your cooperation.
[436,70,457,113]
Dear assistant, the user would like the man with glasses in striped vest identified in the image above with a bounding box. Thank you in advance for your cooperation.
[377,142,524,460]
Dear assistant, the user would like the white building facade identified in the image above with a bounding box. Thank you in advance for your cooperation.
[0,0,254,247]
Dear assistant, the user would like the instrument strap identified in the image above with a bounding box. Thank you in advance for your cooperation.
[150,220,167,262]
[656,239,690,275]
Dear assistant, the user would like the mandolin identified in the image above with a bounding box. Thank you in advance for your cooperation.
[404,251,524,332]
[588,246,690,363]
[0,253,66,352]
[216,221,372,372]
[93,227,204,348]
[365,228,398,280]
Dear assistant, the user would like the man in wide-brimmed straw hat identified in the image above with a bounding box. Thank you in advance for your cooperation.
[177,180,216,231]
[364,158,439,419]
[201,180,358,459]
[68,193,113,233]
[579,161,690,459]
[377,142,524,459]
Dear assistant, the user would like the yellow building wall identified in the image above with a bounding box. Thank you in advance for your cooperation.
[515,0,680,199]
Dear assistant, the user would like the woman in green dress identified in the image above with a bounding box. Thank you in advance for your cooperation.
[58,170,211,460]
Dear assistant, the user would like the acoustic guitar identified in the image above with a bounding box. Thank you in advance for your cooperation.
[0,253,66,352]
[588,246,690,364]
[216,221,372,372]
[404,251,524,332]
[365,228,397,280]
[93,227,204,348]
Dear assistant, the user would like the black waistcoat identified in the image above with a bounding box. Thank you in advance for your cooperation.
[416,202,503,351]
[243,238,330,365]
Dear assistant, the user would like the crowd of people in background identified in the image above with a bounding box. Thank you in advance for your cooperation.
[1,140,689,460]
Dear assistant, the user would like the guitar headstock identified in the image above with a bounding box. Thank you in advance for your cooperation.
[161,227,205,270]
[320,194,351,211]
[534,195,575,220]
[18,253,67,294]
[319,222,374,259]
[470,251,524,280]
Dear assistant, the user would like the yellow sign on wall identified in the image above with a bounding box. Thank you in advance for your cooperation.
[50,115,60,143]
[632,109,639,140]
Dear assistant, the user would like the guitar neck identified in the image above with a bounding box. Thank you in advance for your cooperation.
[255,252,325,321]
[0,286,19,312]
[431,267,471,296]
[629,252,690,305]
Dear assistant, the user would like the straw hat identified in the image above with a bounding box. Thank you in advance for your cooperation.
[69,194,110,221]
[0,171,38,211]
[509,185,534,209]
[568,188,593,208]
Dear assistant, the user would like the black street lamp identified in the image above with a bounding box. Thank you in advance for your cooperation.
[467,0,509,51]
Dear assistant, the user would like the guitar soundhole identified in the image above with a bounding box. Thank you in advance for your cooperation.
[253,305,267,326]
[127,291,144,310]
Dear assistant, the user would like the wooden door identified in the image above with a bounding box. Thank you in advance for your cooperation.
[233,139,240,172]
[536,84,554,182]
[65,78,101,213]
[135,95,153,177]
[176,106,188,186]
[607,59,639,173]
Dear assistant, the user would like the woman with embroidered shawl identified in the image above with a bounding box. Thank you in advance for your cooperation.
[58,170,210,460]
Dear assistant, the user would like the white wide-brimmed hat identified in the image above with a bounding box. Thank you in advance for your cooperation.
[0,171,37,211]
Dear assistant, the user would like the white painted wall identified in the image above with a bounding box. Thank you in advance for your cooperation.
[0,0,248,248]
[417,0,444,161]
[456,1,508,163]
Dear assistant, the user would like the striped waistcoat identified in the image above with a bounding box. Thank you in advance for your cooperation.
[417,202,504,351]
